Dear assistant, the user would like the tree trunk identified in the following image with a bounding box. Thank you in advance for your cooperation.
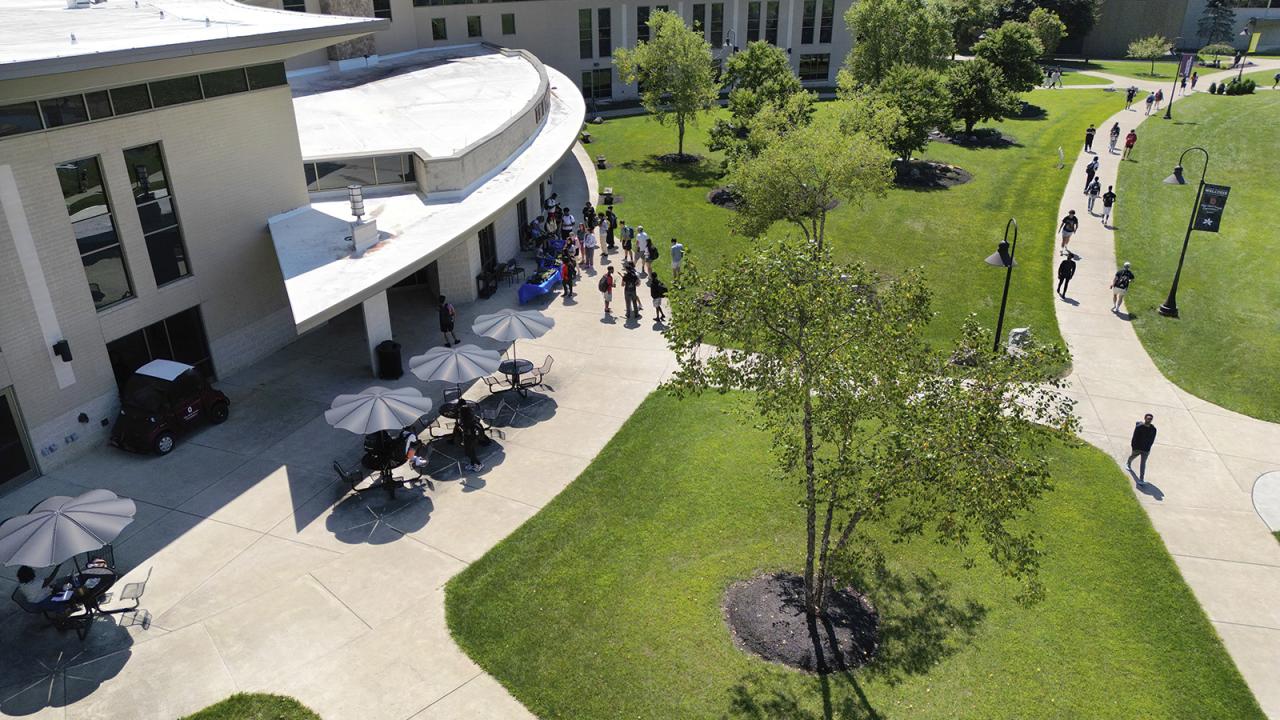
[965,118,976,134]
[678,117,686,157]
[802,391,819,620]
[814,481,839,615]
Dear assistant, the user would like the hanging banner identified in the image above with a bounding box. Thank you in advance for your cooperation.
[1178,52,1196,78]
[1248,32,1262,54]
[1194,184,1230,233]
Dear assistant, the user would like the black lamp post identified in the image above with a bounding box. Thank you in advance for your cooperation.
[1237,24,1253,82]
[1157,146,1210,318]
[983,218,1019,353]
[1163,37,1181,120]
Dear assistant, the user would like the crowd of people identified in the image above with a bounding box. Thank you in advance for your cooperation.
[528,193,684,322]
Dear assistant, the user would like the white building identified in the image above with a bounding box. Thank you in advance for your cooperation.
[0,0,582,485]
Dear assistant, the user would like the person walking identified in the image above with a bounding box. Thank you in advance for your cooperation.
[1101,185,1117,226]
[634,225,650,265]
[1108,122,1121,153]
[1086,178,1102,213]
[1110,261,1133,312]
[1058,210,1079,249]
[1084,124,1096,153]
[599,265,615,315]
[1122,129,1137,160]
[1274,71,1280,89]
[1144,91,1155,115]
[1125,86,1137,110]
[1083,156,1099,192]
[619,220,634,263]
[1154,88,1163,109]
[1055,69,1063,88]
[438,295,460,347]
[649,270,668,322]
[1179,74,1188,95]
[1126,414,1158,485]
[670,238,685,279]
[1190,71,1198,90]
[1056,253,1077,297]
[621,262,641,319]
[641,238,657,277]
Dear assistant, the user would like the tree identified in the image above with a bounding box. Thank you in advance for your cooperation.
[842,0,954,86]
[972,21,1044,92]
[1027,7,1067,58]
[614,10,721,158]
[943,0,999,54]
[664,237,1075,622]
[726,119,891,245]
[1126,35,1174,77]
[1199,42,1235,67]
[1198,0,1237,45]
[946,57,1021,134]
[1001,0,1100,50]
[840,64,950,162]
[708,41,815,167]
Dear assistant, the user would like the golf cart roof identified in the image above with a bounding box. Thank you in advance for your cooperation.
[135,359,194,382]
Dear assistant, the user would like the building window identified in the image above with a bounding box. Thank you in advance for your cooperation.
[637,6,650,42]
[85,91,114,121]
[582,68,612,105]
[282,0,305,11]
[106,306,214,387]
[124,143,191,287]
[467,15,481,36]
[0,103,42,138]
[245,63,287,89]
[579,8,593,59]
[39,96,89,129]
[765,0,779,44]
[149,76,202,108]
[801,0,815,44]
[432,17,447,40]
[110,84,152,115]
[373,0,391,19]
[478,223,497,270]
[693,3,705,32]
[747,1,760,41]
[819,0,834,43]
[57,157,133,310]
[799,53,830,81]
[305,154,416,191]
[200,68,249,98]
[517,198,529,244]
[598,8,612,58]
[501,12,515,34]
[710,3,724,47]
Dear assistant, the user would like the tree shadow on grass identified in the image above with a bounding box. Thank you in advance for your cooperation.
[621,155,724,189]
[724,566,986,720]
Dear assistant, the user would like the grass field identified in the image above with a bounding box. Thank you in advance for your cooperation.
[1238,68,1279,87]
[447,392,1261,719]
[592,89,1119,349]
[1057,58,1180,80]
[1115,91,1280,422]
[1057,71,1112,86]
[181,694,318,720]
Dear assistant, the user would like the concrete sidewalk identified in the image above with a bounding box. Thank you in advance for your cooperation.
[1051,65,1280,717]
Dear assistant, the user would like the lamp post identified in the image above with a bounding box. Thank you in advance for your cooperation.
[1163,37,1181,120]
[1157,147,1210,318]
[1237,23,1253,82]
[983,218,1019,353]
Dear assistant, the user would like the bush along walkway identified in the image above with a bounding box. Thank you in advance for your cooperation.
[1050,62,1280,718]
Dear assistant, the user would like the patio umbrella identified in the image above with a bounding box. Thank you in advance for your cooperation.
[471,308,554,358]
[325,385,434,435]
[0,489,136,568]
[408,344,502,384]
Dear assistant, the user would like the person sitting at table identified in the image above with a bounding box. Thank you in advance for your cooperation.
[16,566,53,604]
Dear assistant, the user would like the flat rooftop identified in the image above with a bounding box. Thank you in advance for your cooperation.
[0,0,385,80]
[290,45,542,160]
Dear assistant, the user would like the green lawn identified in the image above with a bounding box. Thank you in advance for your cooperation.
[447,392,1261,719]
[594,89,1119,348]
[1238,68,1279,87]
[1058,71,1112,86]
[1056,58,1180,81]
[1116,92,1280,422]
[182,694,319,720]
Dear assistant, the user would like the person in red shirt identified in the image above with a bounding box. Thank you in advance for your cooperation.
[1123,130,1138,160]
[599,266,616,315]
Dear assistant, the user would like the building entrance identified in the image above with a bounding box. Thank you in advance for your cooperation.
[0,386,37,487]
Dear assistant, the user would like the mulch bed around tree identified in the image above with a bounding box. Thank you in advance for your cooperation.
[707,187,739,210]
[931,128,1019,148]
[892,159,973,189]
[723,572,879,674]
[657,152,703,165]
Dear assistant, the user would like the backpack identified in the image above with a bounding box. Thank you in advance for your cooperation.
[1115,272,1131,289]
[648,245,659,260]
[598,275,610,292]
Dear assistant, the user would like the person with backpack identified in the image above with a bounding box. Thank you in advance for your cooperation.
[1154,88,1163,109]
[1083,156,1099,192]
[620,220,635,263]
[621,262,641,319]
[1144,91,1155,115]
[438,295,460,347]
[634,225,649,266]
[649,270,668,322]
[604,206,617,248]
[1108,122,1121,153]
[642,238,658,277]
[1056,253,1077,298]
[1102,185,1117,226]
[1110,261,1133,312]
[599,266,615,315]
[1086,177,1102,214]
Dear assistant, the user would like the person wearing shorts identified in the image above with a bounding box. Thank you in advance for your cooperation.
[599,266,615,315]
[1058,210,1079,249]
[438,295,460,347]
[1111,261,1133,312]
[1102,186,1116,226]
[669,238,684,279]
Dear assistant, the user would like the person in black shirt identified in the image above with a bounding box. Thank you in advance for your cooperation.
[622,262,642,319]
[1056,253,1077,297]
[1101,186,1117,227]
[1110,261,1133,312]
[1058,210,1079,249]
[1084,124,1096,153]
[438,295,460,347]
[1127,413,1157,485]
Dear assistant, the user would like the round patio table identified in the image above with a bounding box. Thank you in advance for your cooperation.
[438,398,480,420]
[499,359,534,388]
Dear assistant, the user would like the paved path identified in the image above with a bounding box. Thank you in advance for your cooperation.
[1051,60,1280,718]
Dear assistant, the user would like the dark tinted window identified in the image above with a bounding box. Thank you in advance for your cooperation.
[137,196,177,234]
[501,12,515,34]
[57,158,109,220]
[432,17,447,39]
[150,76,202,107]
[200,68,249,98]
[110,84,152,114]
[144,226,189,285]
[0,102,43,137]
[246,63,288,89]
[373,0,391,19]
[85,91,114,120]
[467,15,481,37]
[40,95,89,128]
[125,143,189,286]
[375,155,409,184]
[305,163,319,191]
[82,245,133,308]
[124,143,170,200]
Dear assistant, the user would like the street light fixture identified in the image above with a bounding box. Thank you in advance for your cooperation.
[1157,146,1210,317]
[1237,23,1254,82]
[1163,36,1182,120]
[983,218,1018,353]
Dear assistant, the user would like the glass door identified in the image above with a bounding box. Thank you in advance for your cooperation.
[0,386,37,487]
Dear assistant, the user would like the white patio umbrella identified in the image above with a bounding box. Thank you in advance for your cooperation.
[0,489,136,568]
[325,385,434,435]
[471,308,554,358]
[408,343,502,384]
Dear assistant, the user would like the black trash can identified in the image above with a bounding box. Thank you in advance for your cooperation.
[376,340,403,380]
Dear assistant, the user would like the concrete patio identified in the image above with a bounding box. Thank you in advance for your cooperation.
[0,148,675,719]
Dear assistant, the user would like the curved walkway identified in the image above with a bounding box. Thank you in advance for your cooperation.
[1052,61,1280,718]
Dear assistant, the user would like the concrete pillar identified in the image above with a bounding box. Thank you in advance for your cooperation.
[436,234,481,305]
[362,291,392,376]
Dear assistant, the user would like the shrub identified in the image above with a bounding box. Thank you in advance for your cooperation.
[1217,82,1227,95]
[1207,81,1217,94]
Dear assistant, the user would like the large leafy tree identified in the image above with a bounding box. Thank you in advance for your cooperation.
[1027,7,1067,58]
[946,57,1021,134]
[840,64,949,162]
[1126,35,1174,76]
[665,237,1075,621]
[842,0,954,86]
[1001,0,1100,49]
[708,41,815,167]
[614,10,721,158]
[726,119,891,245]
[1197,0,1237,45]
[943,0,1000,54]
[973,21,1044,92]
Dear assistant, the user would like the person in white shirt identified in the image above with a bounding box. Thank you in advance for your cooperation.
[16,566,52,604]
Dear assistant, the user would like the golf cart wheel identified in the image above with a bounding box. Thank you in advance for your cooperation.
[209,402,230,424]
[154,432,176,456]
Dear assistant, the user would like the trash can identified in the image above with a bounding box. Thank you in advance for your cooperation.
[376,340,403,380]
